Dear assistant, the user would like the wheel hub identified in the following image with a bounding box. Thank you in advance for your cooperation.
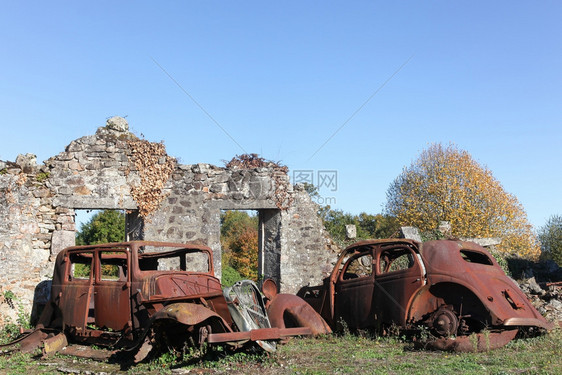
[431,307,459,337]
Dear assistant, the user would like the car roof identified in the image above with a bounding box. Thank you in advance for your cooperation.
[343,238,420,252]
[59,240,212,254]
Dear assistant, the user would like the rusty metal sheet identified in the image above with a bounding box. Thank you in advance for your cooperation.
[151,302,229,328]
[207,327,312,344]
[0,329,49,354]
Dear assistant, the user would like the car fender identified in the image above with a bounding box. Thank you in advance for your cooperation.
[266,293,332,335]
[151,302,232,331]
[406,281,491,325]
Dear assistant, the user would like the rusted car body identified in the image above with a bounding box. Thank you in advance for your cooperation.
[3,241,329,359]
[298,239,552,351]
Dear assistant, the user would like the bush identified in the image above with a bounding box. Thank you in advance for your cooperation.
[221,265,243,287]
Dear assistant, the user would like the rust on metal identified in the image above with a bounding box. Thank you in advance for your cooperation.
[2,241,329,360]
[265,292,332,336]
[207,327,312,343]
[0,329,49,354]
[298,239,553,351]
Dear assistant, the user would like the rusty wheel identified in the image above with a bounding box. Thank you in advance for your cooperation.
[430,306,459,337]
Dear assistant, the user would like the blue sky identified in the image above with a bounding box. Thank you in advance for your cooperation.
[1,1,560,229]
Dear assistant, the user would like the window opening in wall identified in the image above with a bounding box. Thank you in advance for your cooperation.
[75,209,132,245]
[220,209,259,286]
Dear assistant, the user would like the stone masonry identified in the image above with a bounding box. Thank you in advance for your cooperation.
[0,117,339,326]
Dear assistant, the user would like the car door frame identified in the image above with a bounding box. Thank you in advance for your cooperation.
[373,242,425,327]
[93,249,132,332]
[61,250,95,335]
[334,246,376,329]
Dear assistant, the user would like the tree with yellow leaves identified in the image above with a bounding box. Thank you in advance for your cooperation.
[221,210,259,281]
[385,143,539,258]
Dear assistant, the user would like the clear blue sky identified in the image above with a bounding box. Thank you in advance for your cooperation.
[1,1,560,229]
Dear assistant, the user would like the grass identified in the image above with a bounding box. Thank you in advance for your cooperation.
[0,329,560,374]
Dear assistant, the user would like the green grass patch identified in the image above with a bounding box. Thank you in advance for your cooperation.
[0,329,560,374]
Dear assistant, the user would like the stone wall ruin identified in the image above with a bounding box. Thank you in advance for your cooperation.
[0,117,338,325]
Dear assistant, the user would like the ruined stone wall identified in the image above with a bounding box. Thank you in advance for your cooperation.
[144,162,339,292]
[279,186,339,291]
[0,156,54,326]
[0,117,337,325]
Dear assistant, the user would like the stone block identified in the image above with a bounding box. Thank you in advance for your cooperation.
[66,142,83,152]
[51,230,75,257]
[345,224,357,239]
[193,163,210,174]
[105,116,129,132]
[15,154,37,173]
[399,226,422,242]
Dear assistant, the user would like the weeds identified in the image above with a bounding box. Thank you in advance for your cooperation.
[139,343,276,373]
[336,317,351,336]
[0,321,21,345]
[35,172,49,183]
[0,290,32,345]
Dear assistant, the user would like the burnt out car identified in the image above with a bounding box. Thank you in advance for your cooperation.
[298,239,552,351]
[2,241,329,360]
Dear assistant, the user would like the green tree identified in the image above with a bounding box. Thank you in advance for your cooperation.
[321,209,399,247]
[538,215,562,266]
[356,212,400,239]
[304,182,399,246]
[385,143,539,258]
[76,210,126,245]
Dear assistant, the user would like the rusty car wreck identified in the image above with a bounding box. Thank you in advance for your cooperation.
[1,241,330,360]
[298,239,552,351]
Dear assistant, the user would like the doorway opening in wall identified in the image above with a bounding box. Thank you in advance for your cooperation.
[220,210,259,286]
[74,209,143,245]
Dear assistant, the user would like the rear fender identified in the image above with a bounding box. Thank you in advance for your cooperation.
[408,282,491,327]
[266,294,332,335]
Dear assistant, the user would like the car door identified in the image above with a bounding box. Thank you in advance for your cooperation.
[334,248,375,329]
[61,250,94,334]
[93,250,131,331]
[374,244,424,327]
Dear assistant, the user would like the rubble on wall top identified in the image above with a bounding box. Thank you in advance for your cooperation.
[105,116,129,132]
[15,154,38,173]
[224,153,288,172]
[94,116,136,140]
